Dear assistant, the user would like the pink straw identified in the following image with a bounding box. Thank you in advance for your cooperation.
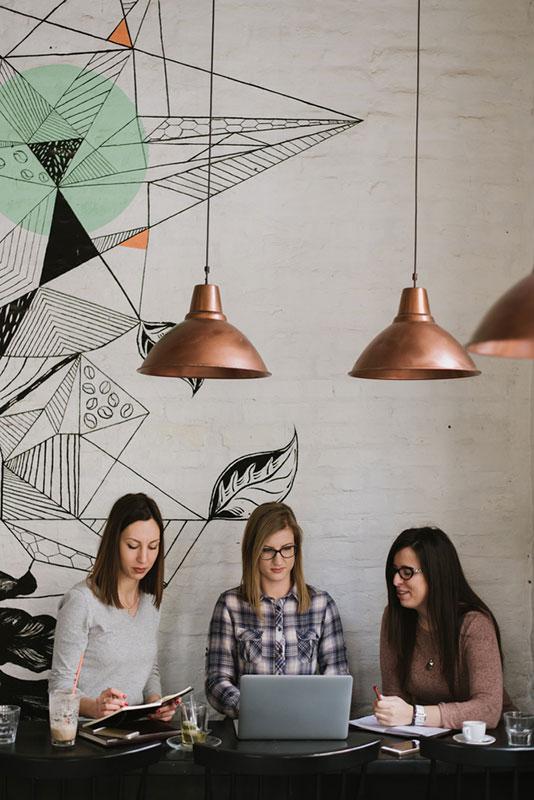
[72,653,84,695]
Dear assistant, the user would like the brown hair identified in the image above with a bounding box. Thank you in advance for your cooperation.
[89,493,165,609]
[385,527,503,695]
[240,502,310,615]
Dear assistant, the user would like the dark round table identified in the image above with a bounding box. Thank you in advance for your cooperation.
[0,721,162,799]
[193,719,380,799]
[420,725,534,800]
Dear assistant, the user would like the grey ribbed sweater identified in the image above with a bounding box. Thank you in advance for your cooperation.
[49,580,161,705]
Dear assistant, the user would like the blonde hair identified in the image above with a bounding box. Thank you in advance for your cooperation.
[240,502,310,615]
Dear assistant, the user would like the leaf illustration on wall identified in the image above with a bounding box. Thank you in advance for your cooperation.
[136,321,204,395]
[0,608,55,672]
[136,320,176,359]
[208,431,298,519]
[0,569,36,600]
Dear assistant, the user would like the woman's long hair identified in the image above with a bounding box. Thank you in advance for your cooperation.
[240,502,310,615]
[385,527,503,695]
[89,493,165,609]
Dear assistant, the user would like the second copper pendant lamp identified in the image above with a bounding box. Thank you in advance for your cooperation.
[349,0,480,380]
[138,0,270,380]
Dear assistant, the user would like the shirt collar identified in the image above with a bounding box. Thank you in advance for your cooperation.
[260,584,299,602]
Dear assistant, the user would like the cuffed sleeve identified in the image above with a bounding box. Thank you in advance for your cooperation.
[438,613,503,729]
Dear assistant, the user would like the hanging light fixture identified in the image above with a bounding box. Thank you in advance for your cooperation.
[349,0,480,380]
[467,271,534,359]
[138,0,270,380]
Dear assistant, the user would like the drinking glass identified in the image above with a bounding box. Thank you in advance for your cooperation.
[180,700,207,750]
[504,711,534,747]
[49,689,81,748]
[0,705,20,744]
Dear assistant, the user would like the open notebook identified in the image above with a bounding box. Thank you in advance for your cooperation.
[82,686,193,729]
[350,714,451,738]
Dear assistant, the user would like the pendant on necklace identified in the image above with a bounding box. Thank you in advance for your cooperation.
[425,657,435,671]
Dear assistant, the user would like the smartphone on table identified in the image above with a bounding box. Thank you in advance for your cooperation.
[380,739,420,757]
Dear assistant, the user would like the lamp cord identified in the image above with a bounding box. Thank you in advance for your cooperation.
[204,0,216,284]
[412,0,420,288]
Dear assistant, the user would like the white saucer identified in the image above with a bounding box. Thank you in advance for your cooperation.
[453,733,496,746]
[167,734,221,750]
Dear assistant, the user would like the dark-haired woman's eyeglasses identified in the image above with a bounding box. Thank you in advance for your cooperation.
[260,545,297,561]
[390,566,423,581]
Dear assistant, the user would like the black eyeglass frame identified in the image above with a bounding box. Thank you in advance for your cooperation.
[389,566,423,581]
[259,545,298,561]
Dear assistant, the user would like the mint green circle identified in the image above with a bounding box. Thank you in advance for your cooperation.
[0,63,147,233]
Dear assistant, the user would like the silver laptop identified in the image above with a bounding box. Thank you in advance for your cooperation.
[235,675,353,740]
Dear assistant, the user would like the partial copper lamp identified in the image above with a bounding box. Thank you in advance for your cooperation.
[138,0,270,381]
[349,0,480,381]
[138,284,270,379]
[467,272,534,359]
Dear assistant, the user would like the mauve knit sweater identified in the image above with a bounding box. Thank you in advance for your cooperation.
[380,609,509,729]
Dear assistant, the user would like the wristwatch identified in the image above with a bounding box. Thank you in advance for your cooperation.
[413,704,426,726]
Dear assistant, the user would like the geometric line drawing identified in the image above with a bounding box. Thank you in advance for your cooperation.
[7,434,79,517]
[2,466,75,520]
[6,521,94,572]
[3,288,137,358]
[0,0,351,698]
[0,408,40,458]
[0,192,55,306]
[54,50,130,137]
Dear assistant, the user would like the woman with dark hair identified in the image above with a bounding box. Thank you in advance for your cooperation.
[50,493,177,720]
[205,502,349,718]
[373,527,508,729]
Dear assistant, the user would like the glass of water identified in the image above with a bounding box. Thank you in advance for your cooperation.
[0,705,21,744]
[504,711,534,746]
[180,699,207,751]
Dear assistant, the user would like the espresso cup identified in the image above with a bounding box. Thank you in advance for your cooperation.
[462,720,486,743]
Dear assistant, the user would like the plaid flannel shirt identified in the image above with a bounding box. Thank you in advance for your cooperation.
[205,584,349,718]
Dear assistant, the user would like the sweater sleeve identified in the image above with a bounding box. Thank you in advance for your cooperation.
[205,595,240,718]
[49,588,90,694]
[379,608,405,698]
[438,612,503,729]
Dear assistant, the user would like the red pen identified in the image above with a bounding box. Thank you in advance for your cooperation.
[373,684,382,701]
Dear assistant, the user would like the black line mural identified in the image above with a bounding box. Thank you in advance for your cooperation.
[0,0,361,700]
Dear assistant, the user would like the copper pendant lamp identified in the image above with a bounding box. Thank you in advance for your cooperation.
[349,0,480,381]
[467,272,534,359]
[138,0,270,380]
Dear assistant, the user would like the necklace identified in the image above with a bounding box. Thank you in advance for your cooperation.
[425,657,435,671]
[120,593,140,613]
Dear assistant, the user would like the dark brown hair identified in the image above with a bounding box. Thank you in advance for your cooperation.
[89,493,165,609]
[240,502,311,615]
[385,527,503,695]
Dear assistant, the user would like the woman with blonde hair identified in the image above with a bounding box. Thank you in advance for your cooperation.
[205,501,349,718]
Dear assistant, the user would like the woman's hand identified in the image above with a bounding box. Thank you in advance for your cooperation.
[92,688,128,718]
[373,695,414,726]
[148,697,181,722]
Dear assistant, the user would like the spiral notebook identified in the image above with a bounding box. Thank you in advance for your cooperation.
[350,714,451,738]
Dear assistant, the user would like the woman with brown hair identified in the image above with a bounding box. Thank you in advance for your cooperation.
[374,527,508,729]
[50,493,177,720]
[205,502,349,718]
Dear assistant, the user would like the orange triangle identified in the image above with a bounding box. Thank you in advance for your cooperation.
[120,228,149,249]
[108,18,132,48]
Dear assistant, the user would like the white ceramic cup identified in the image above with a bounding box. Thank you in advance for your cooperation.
[462,720,486,743]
